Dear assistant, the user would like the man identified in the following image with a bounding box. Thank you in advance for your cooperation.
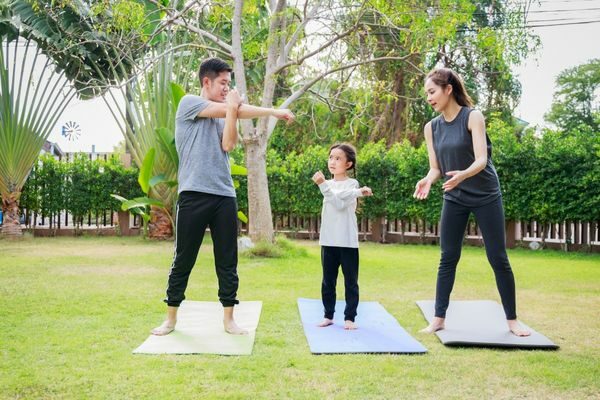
[152,57,294,336]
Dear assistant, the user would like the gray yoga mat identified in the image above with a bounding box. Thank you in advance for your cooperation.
[416,300,558,349]
[133,301,262,355]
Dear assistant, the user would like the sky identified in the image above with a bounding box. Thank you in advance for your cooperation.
[45,0,600,153]
[513,0,600,127]
[48,90,124,154]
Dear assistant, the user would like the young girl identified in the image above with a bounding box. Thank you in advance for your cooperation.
[414,67,530,336]
[312,143,372,330]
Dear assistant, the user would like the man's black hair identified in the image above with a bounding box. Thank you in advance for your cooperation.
[198,57,233,84]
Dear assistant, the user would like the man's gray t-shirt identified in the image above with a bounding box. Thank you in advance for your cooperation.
[175,94,235,197]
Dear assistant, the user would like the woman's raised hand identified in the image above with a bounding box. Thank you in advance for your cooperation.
[413,177,432,200]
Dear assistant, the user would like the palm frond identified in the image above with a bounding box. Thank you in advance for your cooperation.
[102,32,202,211]
[0,35,75,198]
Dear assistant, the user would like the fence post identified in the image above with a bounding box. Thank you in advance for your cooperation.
[118,211,131,236]
[506,220,516,249]
[582,222,589,247]
[371,217,384,243]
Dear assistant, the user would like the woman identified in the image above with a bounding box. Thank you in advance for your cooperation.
[414,67,530,336]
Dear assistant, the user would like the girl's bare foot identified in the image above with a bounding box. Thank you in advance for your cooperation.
[318,318,334,327]
[508,319,531,337]
[224,319,248,335]
[420,317,445,333]
[151,320,176,336]
[344,320,357,330]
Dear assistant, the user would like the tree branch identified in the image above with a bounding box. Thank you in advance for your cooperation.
[281,0,322,61]
[170,19,233,55]
[261,0,286,100]
[274,22,359,75]
[266,54,417,135]
[282,55,417,108]
[274,2,369,76]
[146,0,201,43]
[145,0,233,55]
[231,0,255,139]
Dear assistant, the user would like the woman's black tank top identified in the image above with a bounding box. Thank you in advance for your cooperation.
[431,107,501,207]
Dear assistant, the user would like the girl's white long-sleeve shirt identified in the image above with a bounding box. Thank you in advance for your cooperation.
[318,178,364,248]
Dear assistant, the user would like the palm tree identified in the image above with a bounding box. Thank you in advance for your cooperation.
[1,0,153,237]
[102,34,202,238]
[0,36,76,236]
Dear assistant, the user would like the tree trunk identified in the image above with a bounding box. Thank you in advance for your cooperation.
[148,206,173,240]
[371,69,409,145]
[244,136,274,243]
[1,191,23,236]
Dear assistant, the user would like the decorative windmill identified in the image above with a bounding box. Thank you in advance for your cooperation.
[61,121,81,141]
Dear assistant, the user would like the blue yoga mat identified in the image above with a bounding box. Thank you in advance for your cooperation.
[297,298,427,354]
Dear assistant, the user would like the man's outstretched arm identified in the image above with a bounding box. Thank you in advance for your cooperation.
[199,100,295,123]
[238,104,294,123]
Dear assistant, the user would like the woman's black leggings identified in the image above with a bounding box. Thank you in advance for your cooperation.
[435,196,517,320]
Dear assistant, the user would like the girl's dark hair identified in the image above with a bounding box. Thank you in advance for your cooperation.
[329,143,357,177]
[426,68,474,108]
[198,57,233,84]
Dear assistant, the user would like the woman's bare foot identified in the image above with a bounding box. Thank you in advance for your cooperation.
[151,320,176,336]
[224,319,248,335]
[318,318,334,327]
[344,320,357,330]
[508,320,531,337]
[420,317,445,333]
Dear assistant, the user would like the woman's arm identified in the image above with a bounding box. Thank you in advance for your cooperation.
[442,110,487,192]
[413,122,442,200]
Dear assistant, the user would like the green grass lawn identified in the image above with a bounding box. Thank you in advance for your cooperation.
[1,236,599,399]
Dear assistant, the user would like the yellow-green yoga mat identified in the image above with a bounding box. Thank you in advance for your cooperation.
[133,301,262,355]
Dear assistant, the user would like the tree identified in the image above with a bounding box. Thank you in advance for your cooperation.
[102,36,193,239]
[5,0,538,242]
[8,0,145,96]
[0,36,76,236]
[352,0,538,145]
[0,0,148,236]
[15,1,257,239]
[545,58,600,133]
[152,0,470,242]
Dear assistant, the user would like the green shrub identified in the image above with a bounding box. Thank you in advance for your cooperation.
[242,235,308,258]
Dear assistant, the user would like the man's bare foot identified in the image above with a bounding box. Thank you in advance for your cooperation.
[508,319,531,337]
[224,319,248,335]
[318,318,334,327]
[344,320,357,330]
[151,320,176,336]
[420,317,445,333]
